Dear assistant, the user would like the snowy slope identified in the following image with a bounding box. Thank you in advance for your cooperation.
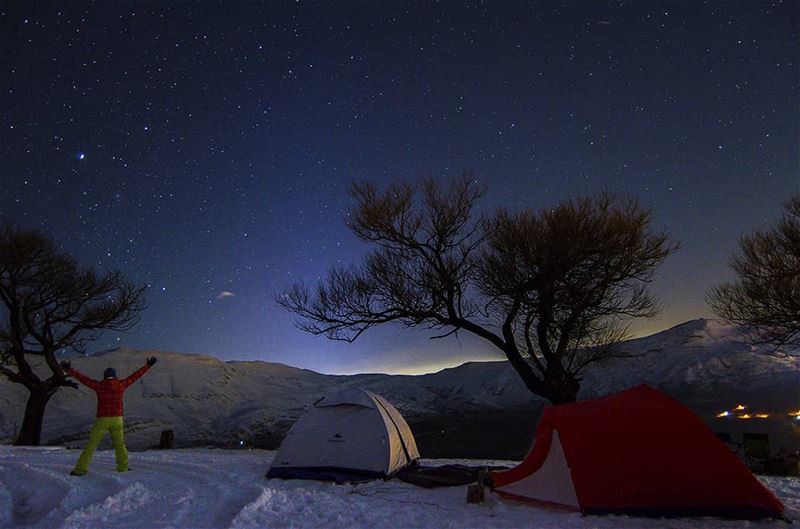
[0,447,796,529]
[580,319,798,404]
[0,319,797,455]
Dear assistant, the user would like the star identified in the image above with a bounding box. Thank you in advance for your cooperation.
[2,1,795,373]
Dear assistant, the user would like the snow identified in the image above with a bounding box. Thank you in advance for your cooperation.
[0,320,797,527]
[0,447,796,529]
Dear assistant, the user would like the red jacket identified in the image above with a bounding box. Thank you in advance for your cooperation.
[69,365,150,417]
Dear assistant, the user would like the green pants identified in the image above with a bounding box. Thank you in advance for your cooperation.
[73,416,128,475]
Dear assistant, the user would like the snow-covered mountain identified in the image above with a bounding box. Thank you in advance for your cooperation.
[1,319,797,457]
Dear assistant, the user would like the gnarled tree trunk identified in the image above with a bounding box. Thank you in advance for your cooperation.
[538,372,580,405]
[15,386,54,446]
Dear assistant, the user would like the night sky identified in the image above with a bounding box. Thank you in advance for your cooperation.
[1,1,797,374]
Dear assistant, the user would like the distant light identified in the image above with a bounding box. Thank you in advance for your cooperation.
[239,440,244,447]
[77,152,85,160]
[733,404,746,411]
[738,414,752,420]
[788,410,800,417]
[755,413,769,419]
[715,411,730,418]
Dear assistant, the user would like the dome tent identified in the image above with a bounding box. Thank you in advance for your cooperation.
[490,385,785,520]
[267,388,419,482]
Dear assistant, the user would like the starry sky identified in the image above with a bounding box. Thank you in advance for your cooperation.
[1,1,798,375]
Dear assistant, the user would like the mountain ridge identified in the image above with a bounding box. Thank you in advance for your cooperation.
[1,318,797,458]
[84,317,748,375]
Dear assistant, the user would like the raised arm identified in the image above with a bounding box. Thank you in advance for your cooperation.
[122,363,151,388]
[67,368,101,391]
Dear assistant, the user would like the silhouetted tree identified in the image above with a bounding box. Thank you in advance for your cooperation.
[0,224,147,445]
[279,178,678,404]
[708,196,800,350]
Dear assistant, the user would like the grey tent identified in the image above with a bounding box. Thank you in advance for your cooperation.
[267,388,419,482]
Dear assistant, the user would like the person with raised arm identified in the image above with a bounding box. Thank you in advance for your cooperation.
[60,356,157,476]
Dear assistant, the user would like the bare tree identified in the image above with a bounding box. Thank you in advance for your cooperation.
[708,195,800,351]
[279,178,678,404]
[0,224,147,445]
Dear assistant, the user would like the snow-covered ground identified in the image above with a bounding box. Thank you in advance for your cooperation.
[0,447,796,529]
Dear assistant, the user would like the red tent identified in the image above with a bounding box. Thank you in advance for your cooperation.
[491,385,785,519]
